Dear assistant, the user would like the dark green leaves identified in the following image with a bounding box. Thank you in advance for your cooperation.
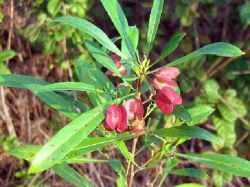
[177,153,250,178]
[155,33,186,63]
[0,74,79,119]
[146,0,165,56]
[55,16,125,58]
[167,42,245,67]
[29,106,105,173]
[154,126,216,142]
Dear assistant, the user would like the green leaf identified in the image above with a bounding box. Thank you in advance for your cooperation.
[155,33,186,63]
[0,63,11,74]
[37,82,104,94]
[174,105,192,123]
[154,126,216,142]
[170,168,208,179]
[0,74,79,119]
[176,153,250,178]
[84,40,121,77]
[9,145,41,162]
[117,141,138,167]
[187,105,214,126]
[212,115,236,150]
[109,159,126,187]
[29,106,106,173]
[66,157,107,164]
[55,16,125,58]
[202,79,220,104]
[146,0,164,56]
[174,183,205,187]
[159,158,179,186]
[9,145,93,187]
[67,133,135,159]
[74,60,115,92]
[0,50,16,62]
[53,163,93,187]
[47,0,62,17]
[167,42,245,67]
[100,0,137,63]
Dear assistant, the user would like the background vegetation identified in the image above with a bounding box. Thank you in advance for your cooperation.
[0,0,249,186]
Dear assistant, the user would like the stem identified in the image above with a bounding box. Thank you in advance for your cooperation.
[128,137,138,187]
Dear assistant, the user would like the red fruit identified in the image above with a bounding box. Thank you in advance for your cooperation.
[105,105,127,132]
[131,119,145,136]
[105,54,127,76]
[124,99,136,120]
[155,91,174,114]
[153,77,177,90]
[161,87,182,105]
[134,99,144,120]
[111,54,121,65]
[116,106,128,133]
[155,67,180,81]
[124,99,144,120]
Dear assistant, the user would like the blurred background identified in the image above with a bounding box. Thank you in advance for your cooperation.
[0,0,249,186]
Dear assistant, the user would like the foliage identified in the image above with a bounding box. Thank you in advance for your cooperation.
[1,0,249,186]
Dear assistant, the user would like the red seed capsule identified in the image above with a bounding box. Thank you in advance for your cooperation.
[155,91,174,114]
[134,99,144,120]
[104,105,121,131]
[131,119,145,136]
[116,106,128,133]
[155,67,180,81]
[153,77,177,90]
[124,99,136,120]
[124,99,144,120]
[161,87,182,105]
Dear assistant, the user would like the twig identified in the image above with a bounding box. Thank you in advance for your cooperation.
[128,137,138,187]
[6,0,14,65]
[0,87,16,137]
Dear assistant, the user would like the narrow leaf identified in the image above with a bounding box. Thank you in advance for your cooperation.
[176,153,250,178]
[174,183,205,187]
[37,82,104,93]
[170,168,208,179]
[109,159,126,187]
[66,157,107,164]
[117,141,138,167]
[0,50,16,62]
[100,0,137,63]
[55,16,125,58]
[0,74,79,119]
[9,145,93,187]
[29,106,105,173]
[9,145,41,162]
[67,133,135,159]
[146,0,164,56]
[53,163,93,187]
[154,126,216,142]
[85,40,121,77]
[167,42,245,67]
[155,33,186,63]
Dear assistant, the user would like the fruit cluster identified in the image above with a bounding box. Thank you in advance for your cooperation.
[104,55,182,135]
